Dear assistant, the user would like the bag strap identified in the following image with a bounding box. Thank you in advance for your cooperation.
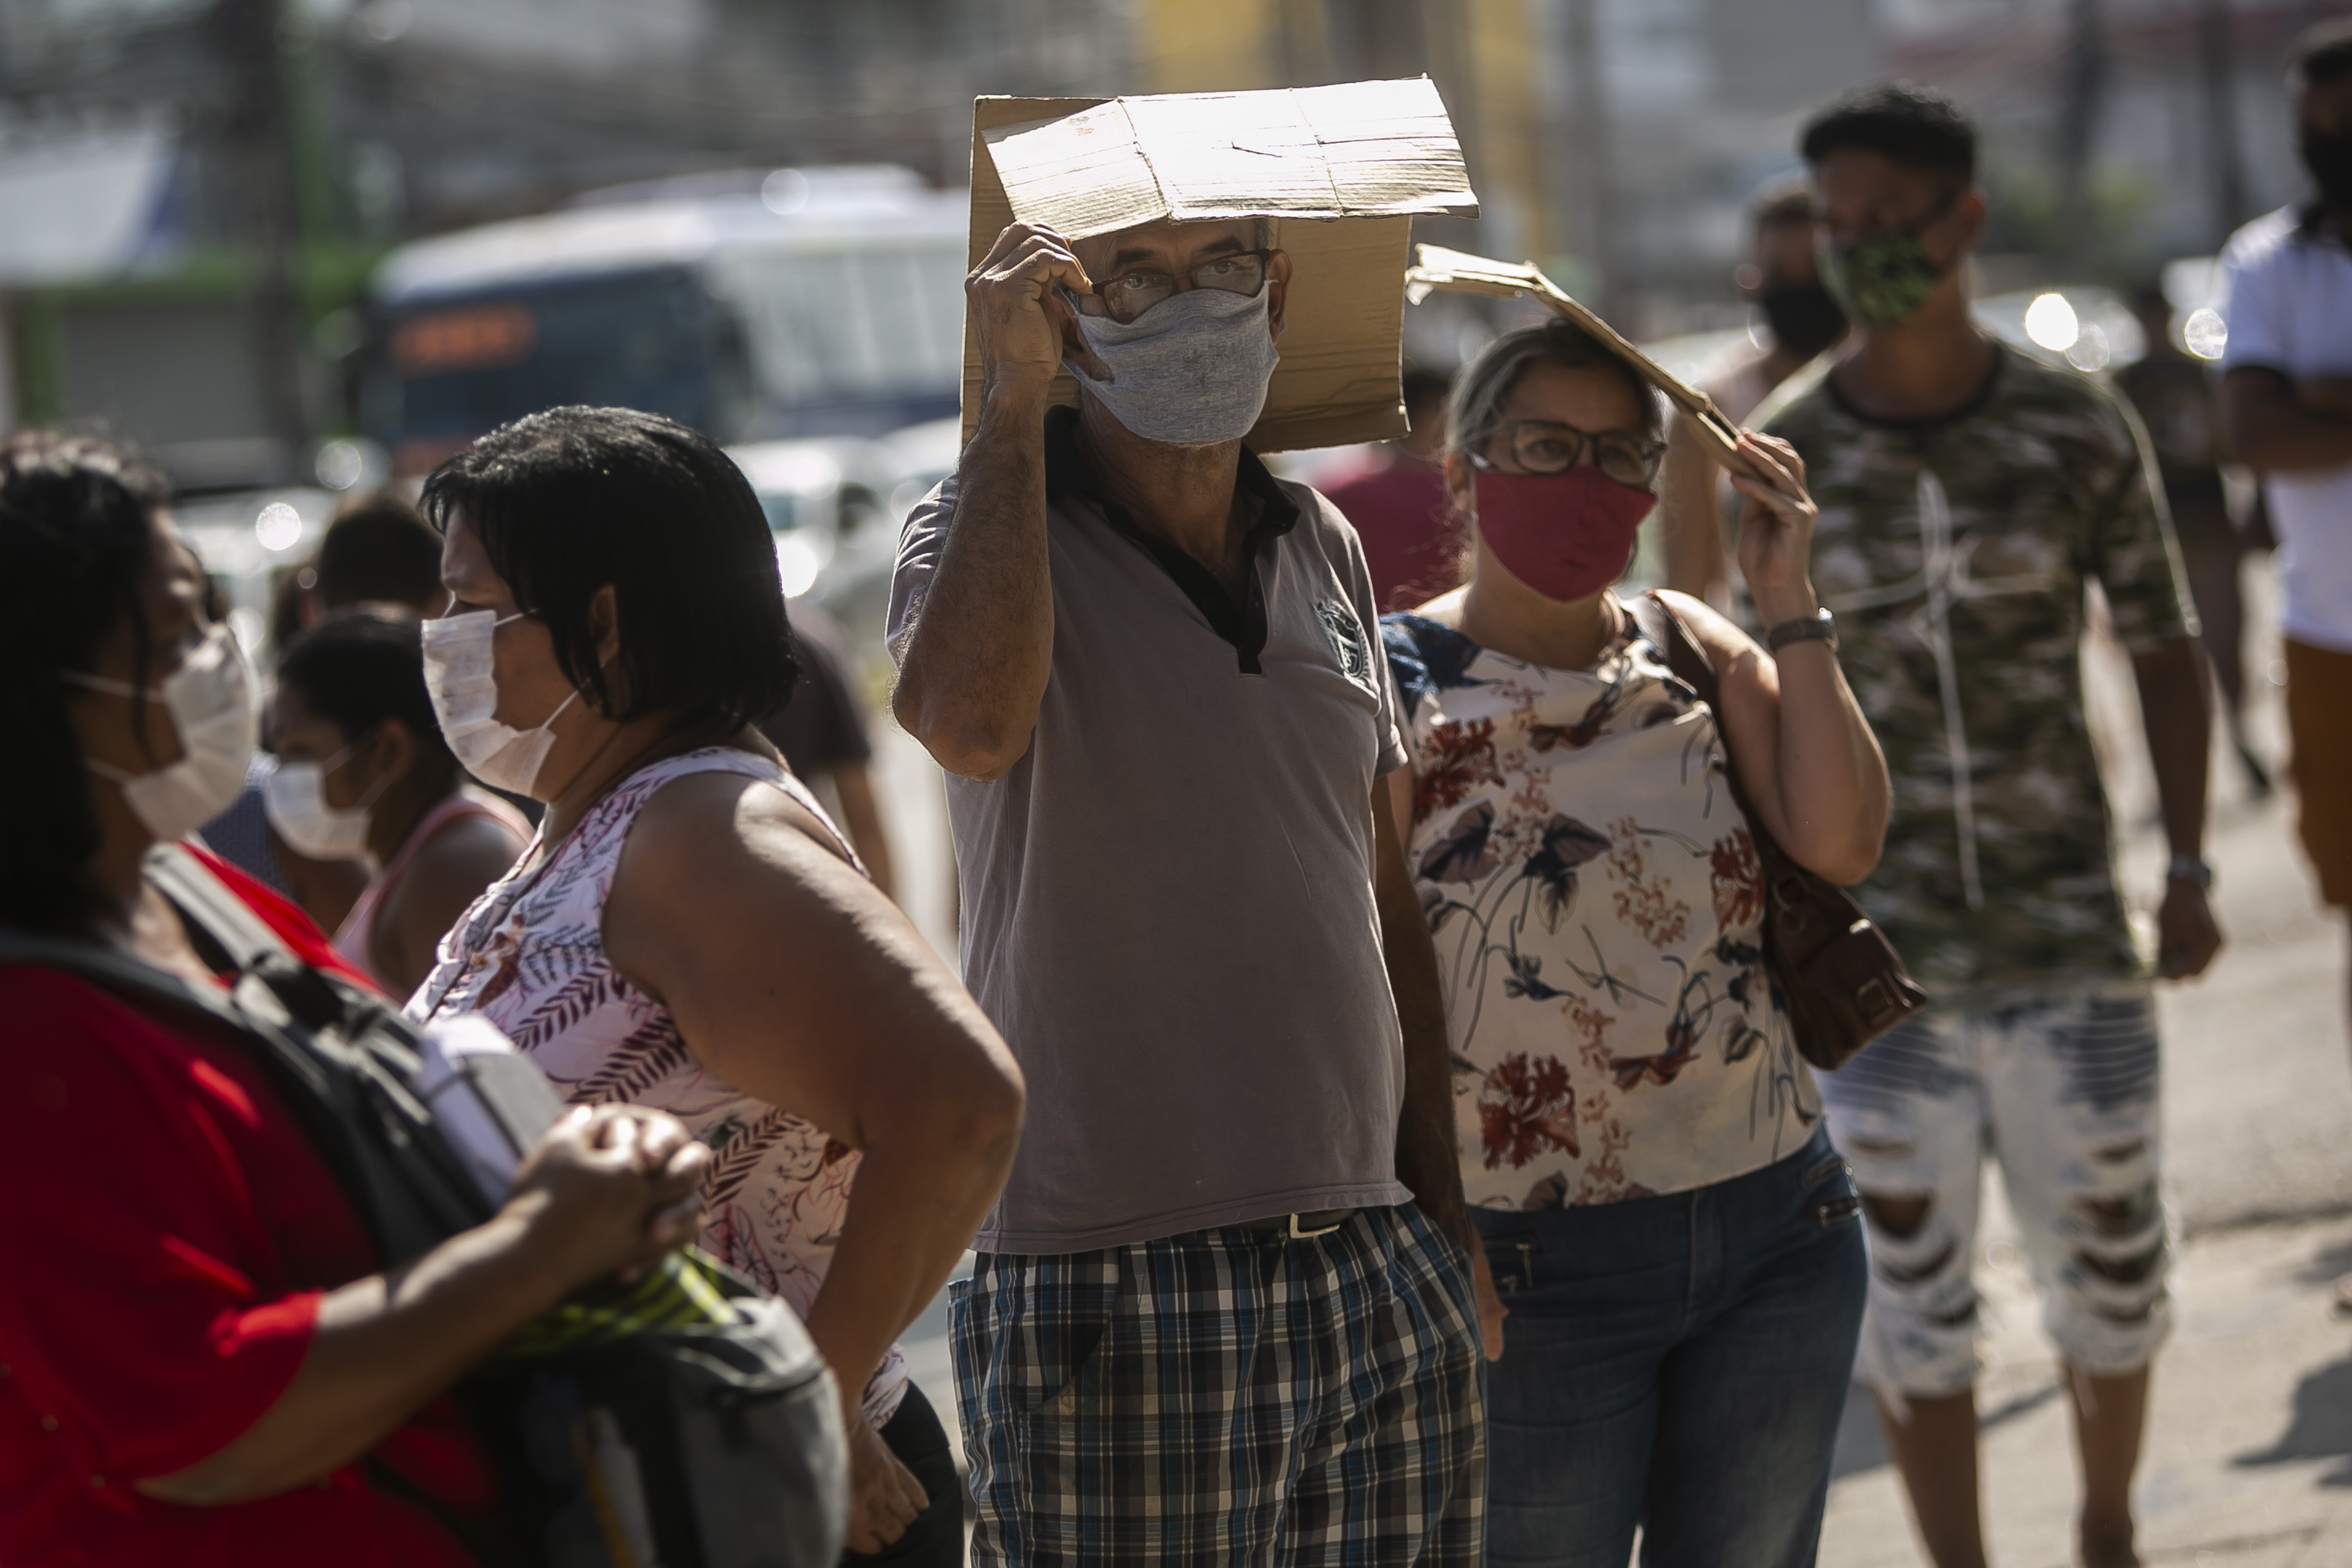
[1625,589,1719,709]
[1625,590,1775,832]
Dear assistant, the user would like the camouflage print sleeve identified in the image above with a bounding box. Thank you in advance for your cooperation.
[2088,383,2199,651]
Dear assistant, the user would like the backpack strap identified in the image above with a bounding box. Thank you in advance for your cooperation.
[146,843,352,1034]
[145,843,288,970]
[0,929,259,1043]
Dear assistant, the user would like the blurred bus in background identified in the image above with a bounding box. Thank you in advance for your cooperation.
[362,165,969,476]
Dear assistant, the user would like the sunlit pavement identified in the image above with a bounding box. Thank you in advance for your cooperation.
[1823,577,2352,1567]
[1822,795,2352,1566]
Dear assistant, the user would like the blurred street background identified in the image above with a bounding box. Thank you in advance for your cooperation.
[6,1,2350,1561]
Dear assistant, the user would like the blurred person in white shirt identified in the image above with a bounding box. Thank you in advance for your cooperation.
[2219,17,2352,1004]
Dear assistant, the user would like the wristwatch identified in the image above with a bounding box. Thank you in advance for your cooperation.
[2166,854,2213,889]
[1765,607,1838,653]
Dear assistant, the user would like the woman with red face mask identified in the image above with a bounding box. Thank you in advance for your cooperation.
[1378,319,1890,1567]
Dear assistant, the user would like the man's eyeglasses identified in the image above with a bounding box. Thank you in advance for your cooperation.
[1472,419,1665,491]
[1070,250,1275,325]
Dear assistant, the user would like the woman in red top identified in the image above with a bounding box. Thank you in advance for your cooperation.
[0,431,711,1568]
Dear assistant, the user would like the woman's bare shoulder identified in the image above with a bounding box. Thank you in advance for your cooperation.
[624,764,858,891]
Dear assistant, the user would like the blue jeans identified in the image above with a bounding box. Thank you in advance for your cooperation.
[1469,1126,1867,1568]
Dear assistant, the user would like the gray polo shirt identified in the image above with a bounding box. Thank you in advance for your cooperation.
[887,408,1413,1254]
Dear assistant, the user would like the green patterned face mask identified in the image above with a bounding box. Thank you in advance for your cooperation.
[1819,225,1945,329]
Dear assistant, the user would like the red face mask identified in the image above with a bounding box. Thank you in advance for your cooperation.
[1472,464,1655,604]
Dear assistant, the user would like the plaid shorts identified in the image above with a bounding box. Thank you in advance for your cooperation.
[949,1202,1486,1566]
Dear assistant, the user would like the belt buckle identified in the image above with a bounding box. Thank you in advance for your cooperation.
[1288,1211,1344,1239]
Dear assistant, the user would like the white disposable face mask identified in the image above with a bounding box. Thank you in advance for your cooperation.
[67,623,259,843]
[263,738,390,862]
[421,609,582,796]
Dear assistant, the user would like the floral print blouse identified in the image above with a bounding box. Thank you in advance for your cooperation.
[410,747,907,1426]
[1383,610,1820,1209]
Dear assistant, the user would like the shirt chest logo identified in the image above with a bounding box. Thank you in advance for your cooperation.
[1316,597,1379,697]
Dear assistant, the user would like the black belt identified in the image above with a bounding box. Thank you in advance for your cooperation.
[1228,1208,1357,1240]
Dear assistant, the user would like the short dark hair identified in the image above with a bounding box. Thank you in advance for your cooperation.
[420,406,797,732]
[2291,16,2352,87]
[316,491,443,611]
[277,609,453,772]
[1751,175,1816,230]
[1800,82,1976,188]
[0,432,170,932]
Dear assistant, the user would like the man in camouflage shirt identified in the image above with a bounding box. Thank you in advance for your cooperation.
[1754,87,2220,1568]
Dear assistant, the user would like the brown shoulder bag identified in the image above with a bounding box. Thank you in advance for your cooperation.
[1628,591,1927,1071]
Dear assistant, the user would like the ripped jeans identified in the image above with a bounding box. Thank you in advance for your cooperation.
[1816,982,2171,1396]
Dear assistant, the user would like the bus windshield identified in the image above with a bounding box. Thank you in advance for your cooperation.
[369,203,970,472]
[379,266,734,475]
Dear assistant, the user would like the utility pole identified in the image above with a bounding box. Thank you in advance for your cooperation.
[2054,0,2109,276]
[213,0,311,472]
[1412,0,1484,252]
[1561,0,1613,315]
[2198,0,2249,247]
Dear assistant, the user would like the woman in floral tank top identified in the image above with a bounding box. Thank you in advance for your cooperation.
[1378,320,1889,1567]
[404,408,1024,1565]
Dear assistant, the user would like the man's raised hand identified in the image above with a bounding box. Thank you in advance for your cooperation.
[968,223,1093,402]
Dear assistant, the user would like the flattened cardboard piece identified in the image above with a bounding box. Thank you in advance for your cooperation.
[961,82,1478,456]
[1404,244,1766,481]
[983,78,1474,242]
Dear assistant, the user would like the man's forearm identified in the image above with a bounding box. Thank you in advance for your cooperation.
[2133,637,2211,861]
[893,389,1057,779]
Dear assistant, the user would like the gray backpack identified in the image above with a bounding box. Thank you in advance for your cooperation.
[0,844,848,1568]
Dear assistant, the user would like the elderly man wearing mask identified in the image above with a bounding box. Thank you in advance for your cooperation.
[887,84,1495,1564]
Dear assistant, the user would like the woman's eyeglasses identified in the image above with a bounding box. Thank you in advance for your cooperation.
[1472,419,1665,491]
[1070,250,1275,325]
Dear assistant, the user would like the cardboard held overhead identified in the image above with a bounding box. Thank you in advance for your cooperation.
[962,79,1479,455]
[1403,244,1766,481]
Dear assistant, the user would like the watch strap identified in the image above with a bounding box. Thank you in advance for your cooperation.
[2166,854,2213,888]
[1765,607,1837,653]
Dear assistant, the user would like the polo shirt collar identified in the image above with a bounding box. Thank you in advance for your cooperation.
[1042,404,1298,675]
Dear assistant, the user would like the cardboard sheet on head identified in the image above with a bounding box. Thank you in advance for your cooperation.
[962,78,1480,455]
[1402,243,1768,482]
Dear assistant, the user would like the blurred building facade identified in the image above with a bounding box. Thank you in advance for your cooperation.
[1131,0,2344,341]
[2,0,2348,470]
[0,0,1133,478]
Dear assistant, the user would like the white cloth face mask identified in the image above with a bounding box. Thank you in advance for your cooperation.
[421,609,582,796]
[67,623,259,842]
[263,738,390,862]
[1068,285,1279,446]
